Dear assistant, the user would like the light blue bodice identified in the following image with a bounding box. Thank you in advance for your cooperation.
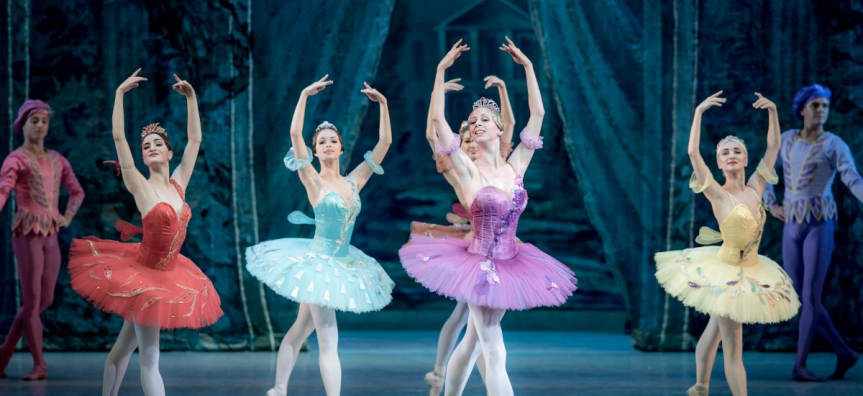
[304,177,361,257]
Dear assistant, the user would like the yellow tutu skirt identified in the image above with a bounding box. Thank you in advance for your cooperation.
[655,246,800,324]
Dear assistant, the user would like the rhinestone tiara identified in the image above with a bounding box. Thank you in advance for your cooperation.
[472,97,500,112]
[315,121,338,133]
[140,123,167,139]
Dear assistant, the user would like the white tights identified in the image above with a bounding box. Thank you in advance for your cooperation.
[432,302,486,381]
[102,320,164,396]
[693,316,747,396]
[270,303,341,396]
[445,303,509,396]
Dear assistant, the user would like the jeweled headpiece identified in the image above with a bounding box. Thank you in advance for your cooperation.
[315,121,338,133]
[472,97,500,113]
[141,123,167,139]
[716,135,747,154]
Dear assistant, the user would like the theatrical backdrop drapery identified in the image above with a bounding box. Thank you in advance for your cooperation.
[1,0,860,351]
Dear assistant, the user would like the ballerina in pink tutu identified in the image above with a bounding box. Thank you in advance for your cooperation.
[413,75,517,396]
[67,69,223,396]
[399,38,577,396]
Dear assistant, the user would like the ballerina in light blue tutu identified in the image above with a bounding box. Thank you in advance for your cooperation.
[245,75,394,396]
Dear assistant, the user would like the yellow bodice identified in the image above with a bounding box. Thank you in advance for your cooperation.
[696,203,766,267]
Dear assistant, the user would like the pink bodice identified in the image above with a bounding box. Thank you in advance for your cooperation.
[467,175,528,260]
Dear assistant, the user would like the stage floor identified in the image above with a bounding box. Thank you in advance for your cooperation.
[0,331,859,395]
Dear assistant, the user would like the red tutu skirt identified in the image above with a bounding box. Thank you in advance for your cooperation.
[68,236,223,330]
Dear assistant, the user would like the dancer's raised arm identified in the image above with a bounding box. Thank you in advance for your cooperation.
[426,79,465,194]
[289,75,332,192]
[484,75,516,158]
[112,68,148,194]
[502,37,544,175]
[350,83,392,191]
[425,78,463,152]
[432,40,475,184]
[170,74,201,190]
[688,91,727,203]
[747,93,781,196]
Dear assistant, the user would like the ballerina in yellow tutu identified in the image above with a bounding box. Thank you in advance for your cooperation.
[655,91,801,396]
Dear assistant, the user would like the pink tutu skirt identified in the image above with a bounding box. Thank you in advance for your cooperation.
[399,235,577,310]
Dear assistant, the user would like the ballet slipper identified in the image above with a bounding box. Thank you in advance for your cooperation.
[0,349,11,379]
[792,367,824,382]
[266,388,286,396]
[424,370,444,396]
[686,383,708,396]
[22,365,46,381]
[829,352,859,380]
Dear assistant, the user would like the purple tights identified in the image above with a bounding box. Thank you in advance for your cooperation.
[782,219,856,377]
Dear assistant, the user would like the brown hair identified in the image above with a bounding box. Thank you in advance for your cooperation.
[141,132,172,152]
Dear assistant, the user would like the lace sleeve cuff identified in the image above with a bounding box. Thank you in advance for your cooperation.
[689,172,714,194]
[363,151,384,175]
[519,129,544,150]
[756,160,779,185]
[434,133,461,156]
[284,146,314,171]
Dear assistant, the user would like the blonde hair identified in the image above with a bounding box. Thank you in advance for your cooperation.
[715,135,747,156]
[471,97,504,130]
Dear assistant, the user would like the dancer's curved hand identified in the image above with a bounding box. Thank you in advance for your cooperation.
[303,74,333,97]
[116,68,147,94]
[500,36,531,66]
[752,92,776,111]
[769,205,786,221]
[361,82,386,104]
[696,91,726,114]
[438,39,469,71]
[172,74,195,97]
[56,215,70,228]
[444,78,464,93]
[484,75,505,89]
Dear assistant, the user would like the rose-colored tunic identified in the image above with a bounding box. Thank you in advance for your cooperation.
[0,148,84,236]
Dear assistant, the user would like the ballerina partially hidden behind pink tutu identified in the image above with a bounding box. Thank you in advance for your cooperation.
[400,38,576,396]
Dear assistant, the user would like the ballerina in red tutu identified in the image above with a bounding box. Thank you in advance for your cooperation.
[67,69,223,396]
